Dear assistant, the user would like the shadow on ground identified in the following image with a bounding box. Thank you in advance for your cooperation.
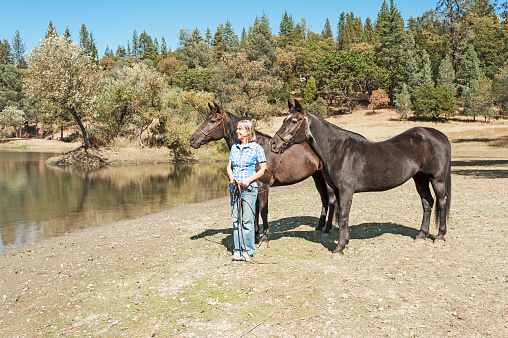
[191,216,420,253]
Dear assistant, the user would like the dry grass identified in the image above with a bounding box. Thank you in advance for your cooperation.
[0,108,506,337]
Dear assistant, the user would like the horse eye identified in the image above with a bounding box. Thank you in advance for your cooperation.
[291,118,298,124]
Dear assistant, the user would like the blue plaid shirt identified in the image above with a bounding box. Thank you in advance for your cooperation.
[229,141,266,191]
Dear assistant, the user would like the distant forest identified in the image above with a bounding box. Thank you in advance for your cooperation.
[1,0,508,157]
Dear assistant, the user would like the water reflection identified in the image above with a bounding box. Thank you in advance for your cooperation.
[0,152,229,250]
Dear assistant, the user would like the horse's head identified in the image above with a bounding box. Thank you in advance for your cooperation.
[270,99,309,154]
[189,102,227,148]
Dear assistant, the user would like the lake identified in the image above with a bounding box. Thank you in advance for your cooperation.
[0,151,229,250]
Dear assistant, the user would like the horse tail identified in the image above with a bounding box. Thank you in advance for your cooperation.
[435,159,452,228]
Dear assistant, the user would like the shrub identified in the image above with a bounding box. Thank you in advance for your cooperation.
[305,97,329,116]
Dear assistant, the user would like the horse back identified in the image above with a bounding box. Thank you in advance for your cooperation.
[257,134,320,186]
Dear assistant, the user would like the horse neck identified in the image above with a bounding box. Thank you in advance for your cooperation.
[306,113,360,158]
[224,112,240,148]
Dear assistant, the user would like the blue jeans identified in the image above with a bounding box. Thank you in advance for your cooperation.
[230,187,257,256]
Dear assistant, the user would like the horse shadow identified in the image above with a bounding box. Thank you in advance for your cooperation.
[190,216,420,253]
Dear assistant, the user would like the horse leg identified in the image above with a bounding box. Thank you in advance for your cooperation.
[431,177,449,242]
[311,171,329,234]
[257,188,270,249]
[255,198,260,244]
[323,184,336,235]
[332,190,353,258]
[413,174,434,243]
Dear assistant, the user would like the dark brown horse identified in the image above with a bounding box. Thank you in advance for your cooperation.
[190,102,336,248]
[270,100,452,258]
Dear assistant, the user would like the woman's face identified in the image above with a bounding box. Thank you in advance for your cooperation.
[236,124,249,143]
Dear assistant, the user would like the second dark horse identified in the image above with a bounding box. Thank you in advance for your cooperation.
[190,103,336,248]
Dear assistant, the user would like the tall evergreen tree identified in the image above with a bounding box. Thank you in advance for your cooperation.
[322,18,333,39]
[362,17,375,44]
[376,0,405,104]
[223,20,240,52]
[437,54,456,91]
[132,30,139,58]
[279,10,295,47]
[160,36,168,55]
[397,31,420,92]
[79,24,90,53]
[420,49,434,86]
[11,30,26,69]
[205,27,212,45]
[436,0,472,72]
[456,44,482,91]
[138,30,156,61]
[45,21,57,38]
[0,39,13,64]
[63,27,71,40]
[247,13,277,68]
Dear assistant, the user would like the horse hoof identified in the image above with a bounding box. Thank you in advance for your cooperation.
[331,251,344,259]
[322,232,332,238]
[414,237,426,244]
[258,241,269,250]
[434,237,446,245]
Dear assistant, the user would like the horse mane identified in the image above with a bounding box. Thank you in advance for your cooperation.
[308,112,367,141]
[222,109,273,141]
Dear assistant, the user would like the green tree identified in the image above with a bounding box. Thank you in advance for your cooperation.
[395,83,411,119]
[132,30,139,58]
[322,18,333,39]
[138,31,157,61]
[45,21,57,38]
[375,0,405,105]
[492,61,508,114]
[11,31,26,69]
[210,52,283,121]
[302,77,318,104]
[0,64,24,111]
[0,39,13,64]
[246,13,277,69]
[464,77,496,121]
[456,44,482,92]
[436,0,472,72]
[397,31,421,92]
[411,83,457,119]
[420,49,433,86]
[463,0,505,78]
[279,10,295,47]
[437,54,456,92]
[24,36,105,148]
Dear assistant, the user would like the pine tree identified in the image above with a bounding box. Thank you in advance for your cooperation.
[79,24,90,54]
[246,13,277,68]
[132,30,139,58]
[11,30,26,69]
[420,49,433,86]
[88,32,98,60]
[205,28,212,45]
[45,21,57,38]
[322,18,333,39]
[240,28,248,50]
[63,27,71,40]
[395,83,411,119]
[362,17,375,44]
[279,10,295,47]
[160,37,168,55]
[223,20,240,52]
[397,31,420,92]
[456,44,482,92]
[0,39,13,64]
[437,54,455,91]
[376,0,405,105]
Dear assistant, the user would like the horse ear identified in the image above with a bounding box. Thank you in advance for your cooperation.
[294,99,303,112]
[208,103,213,110]
[288,99,294,109]
[213,101,219,109]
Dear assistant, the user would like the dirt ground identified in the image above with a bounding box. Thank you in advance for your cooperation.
[0,109,507,337]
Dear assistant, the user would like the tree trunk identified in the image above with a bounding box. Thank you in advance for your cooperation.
[70,110,90,149]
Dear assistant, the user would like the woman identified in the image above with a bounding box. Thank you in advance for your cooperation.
[227,120,267,262]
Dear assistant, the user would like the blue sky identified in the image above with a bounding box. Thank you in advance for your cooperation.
[1,0,438,57]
